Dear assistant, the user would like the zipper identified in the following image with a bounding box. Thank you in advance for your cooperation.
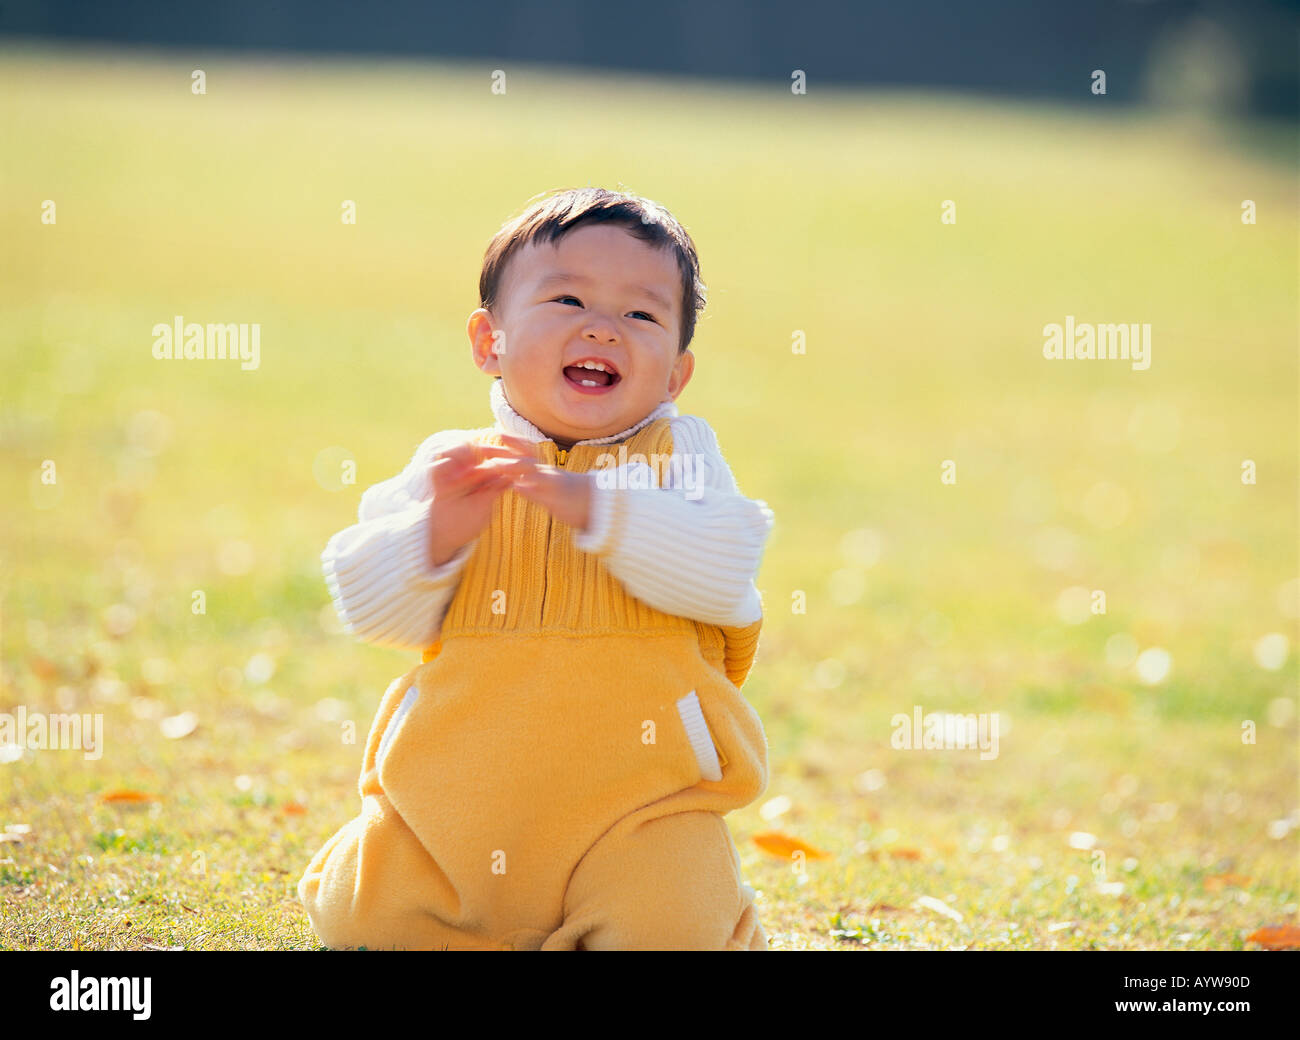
[538,441,563,625]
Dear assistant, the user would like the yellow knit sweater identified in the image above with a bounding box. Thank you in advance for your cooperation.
[420,417,763,686]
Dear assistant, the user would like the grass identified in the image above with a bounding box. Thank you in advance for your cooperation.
[0,42,1296,951]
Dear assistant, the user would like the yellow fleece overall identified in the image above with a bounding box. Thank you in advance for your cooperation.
[297,417,770,950]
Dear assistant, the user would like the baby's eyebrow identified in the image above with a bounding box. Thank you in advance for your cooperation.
[536,271,673,313]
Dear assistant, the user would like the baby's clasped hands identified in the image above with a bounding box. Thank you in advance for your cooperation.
[508,448,593,533]
[427,433,593,567]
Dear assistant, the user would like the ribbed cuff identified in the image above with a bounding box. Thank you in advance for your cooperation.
[573,483,627,558]
[719,618,764,689]
[321,502,472,644]
[575,486,768,627]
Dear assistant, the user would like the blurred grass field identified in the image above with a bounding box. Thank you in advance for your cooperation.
[1,43,1296,950]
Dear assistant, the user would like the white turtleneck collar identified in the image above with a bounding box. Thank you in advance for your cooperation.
[489,378,678,447]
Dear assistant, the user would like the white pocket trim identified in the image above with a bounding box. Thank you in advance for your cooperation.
[376,684,419,771]
[676,690,723,782]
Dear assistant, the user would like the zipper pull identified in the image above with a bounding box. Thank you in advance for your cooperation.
[556,447,569,466]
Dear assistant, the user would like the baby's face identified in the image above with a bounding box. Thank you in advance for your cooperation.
[469,223,694,448]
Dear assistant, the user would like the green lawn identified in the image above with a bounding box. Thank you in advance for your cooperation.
[1,43,1296,950]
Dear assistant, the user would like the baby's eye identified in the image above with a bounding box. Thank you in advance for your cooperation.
[553,296,656,324]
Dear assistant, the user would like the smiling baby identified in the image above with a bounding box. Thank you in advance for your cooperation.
[297,186,775,951]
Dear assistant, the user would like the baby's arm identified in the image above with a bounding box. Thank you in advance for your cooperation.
[321,428,484,650]
[572,415,773,627]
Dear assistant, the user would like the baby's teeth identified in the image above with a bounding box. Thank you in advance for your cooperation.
[580,379,598,386]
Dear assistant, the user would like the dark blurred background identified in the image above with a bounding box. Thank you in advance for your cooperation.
[2,0,1297,118]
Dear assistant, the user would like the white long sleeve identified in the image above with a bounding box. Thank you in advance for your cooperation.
[572,415,773,627]
[321,428,484,650]
[321,389,773,648]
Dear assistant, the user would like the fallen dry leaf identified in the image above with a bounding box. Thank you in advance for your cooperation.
[99,789,159,804]
[752,831,832,860]
[887,847,923,861]
[1204,873,1252,891]
[29,655,58,681]
[1246,924,1300,950]
[863,846,924,861]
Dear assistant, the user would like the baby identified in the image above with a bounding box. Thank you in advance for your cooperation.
[296,187,775,950]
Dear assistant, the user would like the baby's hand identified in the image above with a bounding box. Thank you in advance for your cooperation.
[511,463,593,533]
[427,436,535,566]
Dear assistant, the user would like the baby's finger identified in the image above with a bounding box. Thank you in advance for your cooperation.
[436,442,519,470]
[470,455,518,477]
[511,467,562,499]
[479,455,536,478]
[474,441,533,462]
[492,434,539,459]
[430,449,476,487]
[432,444,522,486]
[461,459,522,491]
[465,469,516,500]
[450,448,517,478]
[432,441,498,473]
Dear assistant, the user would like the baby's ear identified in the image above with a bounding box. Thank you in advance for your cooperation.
[667,348,695,399]
[467,309,503,375]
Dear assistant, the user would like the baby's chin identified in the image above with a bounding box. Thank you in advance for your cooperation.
[537,401,649,445]
[504,377,653,443]
[543,416,640,445]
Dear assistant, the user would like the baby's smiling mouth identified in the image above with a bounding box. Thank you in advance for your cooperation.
[562,359,621,391]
